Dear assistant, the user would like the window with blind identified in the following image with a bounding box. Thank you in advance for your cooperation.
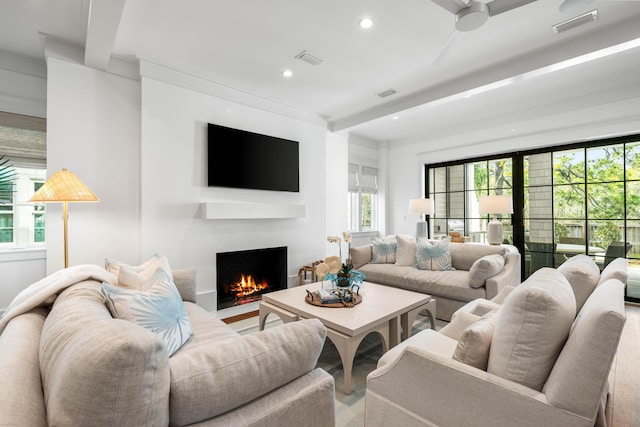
[0,111,46,248]
[348,163,378,232]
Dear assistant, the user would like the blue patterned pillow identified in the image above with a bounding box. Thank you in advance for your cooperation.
[371,236,397,264]
[102,267,192,356]
[416,238,455,271]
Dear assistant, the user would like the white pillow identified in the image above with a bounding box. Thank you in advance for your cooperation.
[395,234,417,266]
[468,254,505,288]
[416,237,454,271]
[105,254,173,289]
[371,235,397,264]
[557,254,600,312]
[439,311,481,340]
[487,268,576,391]
[102,267,192,357]
[453,308,500,370]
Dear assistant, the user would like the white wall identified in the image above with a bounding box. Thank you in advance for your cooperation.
[138,68,331,310]
[45,57,141,273]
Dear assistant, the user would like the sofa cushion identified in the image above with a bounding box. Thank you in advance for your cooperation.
[40,281,170,426]
[416,238,454,271]
[488,268,576,391]
[449,243,506,271]
[102,267,192,356]
[453,308,500,370]
[557,254,600,312]
[395,234,417,266]
[350,244,372,269]
[168,318,327,426]
[371,235,397,264]
[543,278,626,419]
[105,252,164,278]
[468,254,505,288]
[598,257,628,286]
[172,268,198,303]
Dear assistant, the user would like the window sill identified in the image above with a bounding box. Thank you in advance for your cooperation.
[0,247,46,262]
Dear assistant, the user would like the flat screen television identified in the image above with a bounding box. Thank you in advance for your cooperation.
[207,123,299,192]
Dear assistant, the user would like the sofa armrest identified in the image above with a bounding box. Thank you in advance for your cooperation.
[0,308,48,427]
[366,345,592,427]
[169,318,327,426]
[485,252,520,299]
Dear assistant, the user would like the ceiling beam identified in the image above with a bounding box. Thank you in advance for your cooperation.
[84,0,126,70]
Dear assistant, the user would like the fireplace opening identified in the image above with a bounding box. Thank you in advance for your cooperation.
[216,246,287,310]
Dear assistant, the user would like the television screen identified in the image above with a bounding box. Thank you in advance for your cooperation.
[208,123,299,192]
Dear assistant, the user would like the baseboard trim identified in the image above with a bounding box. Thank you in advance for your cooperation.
[221,310,259,324]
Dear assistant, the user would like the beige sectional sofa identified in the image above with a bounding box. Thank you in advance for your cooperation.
[350,237,521,321]
[0,267,335,427]
[365,255,628,427]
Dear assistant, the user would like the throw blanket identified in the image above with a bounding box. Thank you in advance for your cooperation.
[0,264,116,334]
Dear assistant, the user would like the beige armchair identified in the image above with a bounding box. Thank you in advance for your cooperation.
[365,261,627,427]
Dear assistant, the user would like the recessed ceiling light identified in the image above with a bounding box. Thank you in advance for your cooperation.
[282,69,293,77]
[359,17,374,29]
[392,116,400,120]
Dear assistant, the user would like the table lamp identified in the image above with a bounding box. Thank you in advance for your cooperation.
[29,168,99,268]
[479,195,513,245]
[409,198,433,238]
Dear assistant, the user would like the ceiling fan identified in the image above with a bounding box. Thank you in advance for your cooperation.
[431,0,539,31]
[429,0,538,65]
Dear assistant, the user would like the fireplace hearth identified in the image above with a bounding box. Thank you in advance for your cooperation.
[216,246,287,310]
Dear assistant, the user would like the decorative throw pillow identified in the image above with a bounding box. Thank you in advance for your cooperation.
[371,236,397,264]
[487,268,576,391]
[439,311,481,340]
[468,254,506,288]
[416,238,454,271]
[395,234,417,266]
[557,254,600,312]
[102,267,192,356]
[453,308,500,370]
[105,254,173,290]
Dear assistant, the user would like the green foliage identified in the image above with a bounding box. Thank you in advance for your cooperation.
[0,155,17,204]
[554,222,569,242]
[593,222,621,249]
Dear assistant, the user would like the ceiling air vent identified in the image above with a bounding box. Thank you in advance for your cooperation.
[376,89,398,98]
[294,50,323,66]
[552,10,597,34]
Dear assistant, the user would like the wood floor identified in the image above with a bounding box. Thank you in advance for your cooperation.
[610,303,640,427]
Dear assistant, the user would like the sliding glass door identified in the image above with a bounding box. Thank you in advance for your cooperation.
[426,135,640,303]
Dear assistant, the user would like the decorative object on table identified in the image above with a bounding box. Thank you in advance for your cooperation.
[315,231,366,289]
[29,168,99,268]
[409,198,433,239]
[479,194,513,245]
[305,285,362,308]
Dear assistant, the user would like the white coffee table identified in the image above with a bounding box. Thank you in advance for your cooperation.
[259,281,436,394]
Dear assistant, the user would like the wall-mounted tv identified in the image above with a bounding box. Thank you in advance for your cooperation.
[207,123,299,192]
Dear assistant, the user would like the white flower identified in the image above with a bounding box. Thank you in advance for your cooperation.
[342,232,352,243]
[327,236,341,244]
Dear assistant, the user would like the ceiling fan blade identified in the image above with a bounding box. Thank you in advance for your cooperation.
[431,0,472,15]
[487,0,538,16]
[430,29,463,66]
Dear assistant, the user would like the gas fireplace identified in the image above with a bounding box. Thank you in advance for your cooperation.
[216,246,287,310]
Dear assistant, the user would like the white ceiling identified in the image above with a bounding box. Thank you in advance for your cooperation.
[2,0,640,144]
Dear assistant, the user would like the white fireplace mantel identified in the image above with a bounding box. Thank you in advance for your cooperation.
[201,202,306,219]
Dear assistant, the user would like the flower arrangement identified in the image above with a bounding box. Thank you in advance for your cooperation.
[315,232,365,288]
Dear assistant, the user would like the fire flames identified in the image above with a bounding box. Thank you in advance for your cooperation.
[230,274,269,300]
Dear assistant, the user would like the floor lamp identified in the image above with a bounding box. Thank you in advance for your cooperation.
[29,169,99,268]
[409,198,434,239]
[479,195,513,245]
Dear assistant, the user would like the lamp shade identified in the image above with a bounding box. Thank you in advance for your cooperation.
[29,169,99,202]
[478,195,512,215]
[409,198,434,215]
